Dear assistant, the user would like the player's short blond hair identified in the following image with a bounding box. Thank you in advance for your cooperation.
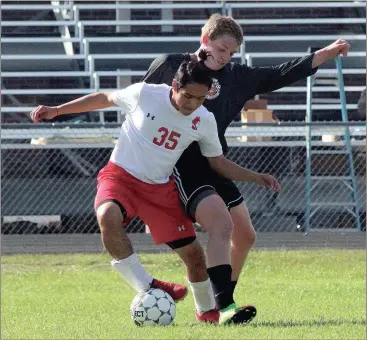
[201,14,243,46]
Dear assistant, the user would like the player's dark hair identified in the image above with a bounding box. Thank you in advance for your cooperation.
[174,54,213,90]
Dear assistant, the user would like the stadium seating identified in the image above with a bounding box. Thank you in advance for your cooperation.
[1,1,366,122]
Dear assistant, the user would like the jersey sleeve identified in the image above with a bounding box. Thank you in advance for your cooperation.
[111,82,144,114]
[236,53,317,96]
[198,113,223,158]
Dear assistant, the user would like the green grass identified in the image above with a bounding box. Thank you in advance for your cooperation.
[2,250,366,339]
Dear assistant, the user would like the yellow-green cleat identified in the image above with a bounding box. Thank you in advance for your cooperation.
[219,305,257,325]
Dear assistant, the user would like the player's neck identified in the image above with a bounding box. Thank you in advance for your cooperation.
[169,89,180,112]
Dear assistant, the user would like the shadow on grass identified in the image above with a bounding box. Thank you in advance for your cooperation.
[182,319,366,329]
[249,319,366,328]
[182,319,366,328]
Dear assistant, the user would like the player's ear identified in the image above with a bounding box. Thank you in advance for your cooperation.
[172,79,178,93]
[201,35,209,46]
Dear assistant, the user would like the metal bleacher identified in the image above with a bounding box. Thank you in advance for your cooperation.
[1,1,366,123]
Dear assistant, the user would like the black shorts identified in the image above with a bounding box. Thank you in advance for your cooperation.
[173,143,244,220]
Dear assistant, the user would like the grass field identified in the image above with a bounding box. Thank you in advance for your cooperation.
[2,250,365,339]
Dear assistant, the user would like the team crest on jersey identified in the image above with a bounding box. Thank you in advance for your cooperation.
[206,78,221,100]
[192,116,201,130]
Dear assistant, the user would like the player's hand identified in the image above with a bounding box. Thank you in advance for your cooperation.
[324,39,350,58]
[254,173,281,192]
[30,105,58,123]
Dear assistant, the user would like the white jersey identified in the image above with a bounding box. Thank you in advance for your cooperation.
[110,82,222,184]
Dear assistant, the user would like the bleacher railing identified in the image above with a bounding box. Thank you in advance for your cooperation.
[1,122,365,235]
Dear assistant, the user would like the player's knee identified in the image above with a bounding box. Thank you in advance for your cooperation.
[244,225,256,247]
[249,226,257,245]
[96,202,123,230]
[195,195,234,239]
[231,204,256,247]
[174,240,207,272]
[219,221,234,241]
[235,221,256,247]
[209,214,234,241]
[206,217,233,241]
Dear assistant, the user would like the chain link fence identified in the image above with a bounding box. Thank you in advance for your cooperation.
[1,122,366,241]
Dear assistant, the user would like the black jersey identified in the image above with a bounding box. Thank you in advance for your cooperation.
[142,52,317,153]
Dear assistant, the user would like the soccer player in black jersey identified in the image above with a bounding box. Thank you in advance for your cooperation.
[142,13,350,323]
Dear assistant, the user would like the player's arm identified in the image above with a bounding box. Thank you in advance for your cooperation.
[207,155,280,192]
[30,83,143,123]
[241,39,350,95]
[311,39,350,68]
[198,113,280,192]
[30,92,115,123]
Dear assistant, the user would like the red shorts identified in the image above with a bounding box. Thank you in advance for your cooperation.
[94,161,195,244]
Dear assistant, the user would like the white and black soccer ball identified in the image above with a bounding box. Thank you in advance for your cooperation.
[130,288,176,326]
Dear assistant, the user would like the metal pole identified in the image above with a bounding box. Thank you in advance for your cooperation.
[305,75,313,232]
[335,56,361,231]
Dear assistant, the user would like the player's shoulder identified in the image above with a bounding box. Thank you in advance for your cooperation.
[157,53,189,63]
[140,82,170,96]
[220,62,253,84]
[227,61,251,75]
[195,105,216,122]
[191,107,217,135]
[153,53,190,67]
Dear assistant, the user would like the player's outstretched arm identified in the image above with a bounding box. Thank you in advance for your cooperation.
[242,39,350,96]
[30,92,115,123]
[207,155,281,192]
[312,39,350,68]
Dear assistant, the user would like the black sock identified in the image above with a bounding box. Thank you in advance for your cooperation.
[231,280,238,296]
[207,264,234,310]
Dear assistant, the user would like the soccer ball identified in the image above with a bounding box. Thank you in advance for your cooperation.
[130,288,176,326]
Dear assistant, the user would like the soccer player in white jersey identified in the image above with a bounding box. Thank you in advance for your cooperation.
[30,60,280,325]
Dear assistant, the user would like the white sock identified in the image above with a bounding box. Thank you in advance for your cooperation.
[111,253,153,293]
[187,278,216,315]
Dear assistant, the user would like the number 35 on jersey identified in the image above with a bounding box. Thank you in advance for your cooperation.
[153,127,181,150]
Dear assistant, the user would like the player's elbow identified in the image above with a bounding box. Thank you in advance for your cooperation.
[100,92,116,107]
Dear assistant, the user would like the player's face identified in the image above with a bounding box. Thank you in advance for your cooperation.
[172,83,209,116]
[202,34,239,70]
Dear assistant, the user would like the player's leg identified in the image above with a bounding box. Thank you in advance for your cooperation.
[96,200,132,260]
[96,200,153,292]
[167,238,218,323]
[174,143,258,324]
[173,150,234,269]
[175,169,235,308]
[229,202,256,288]
[192,194,256,325]
[215,178,257,293]
[138,177,216,318]
[174,166,255,324]
[193,194,234,267]
[213,175,257,321]
[168,237,208,282]
[95,161,187,301]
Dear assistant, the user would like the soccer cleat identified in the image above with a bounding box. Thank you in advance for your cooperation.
[150,278,188,302]
[195,309,220,323]
[219,305,257,325]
